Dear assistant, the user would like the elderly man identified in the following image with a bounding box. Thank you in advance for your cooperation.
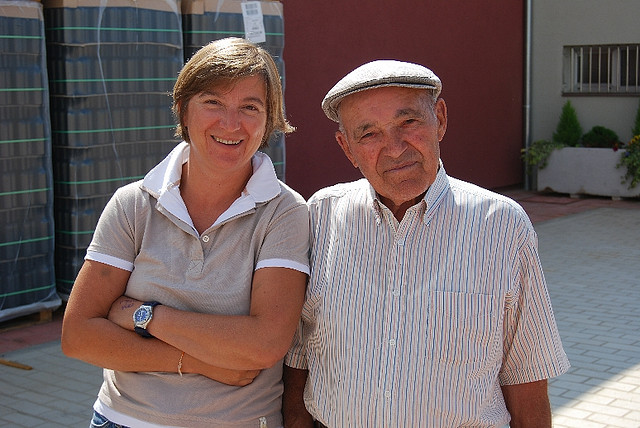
[283,60,570,427]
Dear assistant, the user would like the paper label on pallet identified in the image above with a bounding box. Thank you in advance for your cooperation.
[241,1,266,43]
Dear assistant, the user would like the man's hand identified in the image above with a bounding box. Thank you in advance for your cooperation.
[283,365,314,428]
[502,379,552,428]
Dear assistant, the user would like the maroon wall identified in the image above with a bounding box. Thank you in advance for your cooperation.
[282,1,525,199]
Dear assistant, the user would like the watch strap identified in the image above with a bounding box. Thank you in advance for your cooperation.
[134,301,161,338]
[134,326,154,338]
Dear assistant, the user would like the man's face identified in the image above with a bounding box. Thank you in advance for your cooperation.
[336,86,447,211]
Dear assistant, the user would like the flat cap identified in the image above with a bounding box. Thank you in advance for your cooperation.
[321,60,442,122]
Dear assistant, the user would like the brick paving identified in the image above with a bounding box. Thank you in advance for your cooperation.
[1,190,639,427]
[533,207,640,428]
[0,341,100,427]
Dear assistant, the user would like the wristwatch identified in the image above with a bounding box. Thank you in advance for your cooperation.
[133,301,161,338]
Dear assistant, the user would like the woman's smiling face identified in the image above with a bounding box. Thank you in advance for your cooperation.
[183,74,268,176]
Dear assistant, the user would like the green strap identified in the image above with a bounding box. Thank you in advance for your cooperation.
[0,284,56,298]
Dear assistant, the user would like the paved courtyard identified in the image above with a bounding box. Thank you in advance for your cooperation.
[1,202,639,427]
[538,208,640,427]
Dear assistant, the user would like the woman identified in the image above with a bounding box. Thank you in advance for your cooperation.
[62,38,309,428]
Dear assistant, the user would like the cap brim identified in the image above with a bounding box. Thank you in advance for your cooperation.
[322,81,439,123]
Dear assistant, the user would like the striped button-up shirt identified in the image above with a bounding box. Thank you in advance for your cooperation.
[286,164,570,427]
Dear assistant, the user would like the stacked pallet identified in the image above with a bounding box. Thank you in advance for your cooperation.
[182,0,287,180]
[43,0,183,296]
[0,1,61,322]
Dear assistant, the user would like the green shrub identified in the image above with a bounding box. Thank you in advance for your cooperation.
[581,126,621,149]
[619,135,640,189]
[620,104,640,189]
[553,100,582,146]
[521,139,564,171]
[633,99,640,136]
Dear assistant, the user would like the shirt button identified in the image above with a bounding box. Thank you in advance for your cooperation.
[202,235,209,243]
[396,240,405,246]
[389,339,396,346]
[384,390,391,399]
[392,289,400,297]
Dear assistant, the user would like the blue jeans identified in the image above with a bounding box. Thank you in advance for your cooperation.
[90,411,130,428]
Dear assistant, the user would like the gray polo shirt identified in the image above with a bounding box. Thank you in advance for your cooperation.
[86,142,310,427]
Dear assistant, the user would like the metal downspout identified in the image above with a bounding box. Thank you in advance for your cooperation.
[524,0,533,190]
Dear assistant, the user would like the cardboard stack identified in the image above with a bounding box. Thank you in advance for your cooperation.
[182,0,287,180]
[0,1,61,321]
[43,0,183,296]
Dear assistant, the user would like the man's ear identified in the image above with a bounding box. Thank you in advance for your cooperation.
[435,98,448,142]
[336,130,358,168]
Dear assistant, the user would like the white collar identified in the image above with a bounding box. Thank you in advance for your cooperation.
[369,160,450,225]
[141,141,281,232]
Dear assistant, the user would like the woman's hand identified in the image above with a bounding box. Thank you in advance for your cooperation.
[185,354,261,386]
[107,296,261,385]
[144,267,307,370]
[108,296,142,331]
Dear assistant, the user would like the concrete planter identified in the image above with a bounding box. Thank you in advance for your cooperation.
[537,147,640,198]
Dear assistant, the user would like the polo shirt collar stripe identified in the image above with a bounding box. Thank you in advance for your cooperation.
[246,150,281,203]
[140,141,282,231]
[141,141,186,199]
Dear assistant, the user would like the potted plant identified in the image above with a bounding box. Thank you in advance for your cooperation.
[553,100,582,147]
[523,100,640,198]
[522,100,580,171]
[618,100,640,189]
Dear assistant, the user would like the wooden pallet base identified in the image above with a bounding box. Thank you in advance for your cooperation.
[0,309,55,333]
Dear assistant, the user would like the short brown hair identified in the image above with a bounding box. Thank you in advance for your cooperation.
[172,38,294,146]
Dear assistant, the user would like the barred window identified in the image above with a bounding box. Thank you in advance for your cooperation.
[563,44,640,95]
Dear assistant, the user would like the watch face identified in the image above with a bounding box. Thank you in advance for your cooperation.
[134,306,151,324]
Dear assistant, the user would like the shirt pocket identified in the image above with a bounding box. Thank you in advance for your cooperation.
[426,290,502,365]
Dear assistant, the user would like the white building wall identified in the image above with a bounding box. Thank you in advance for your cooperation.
[531,0,640,144]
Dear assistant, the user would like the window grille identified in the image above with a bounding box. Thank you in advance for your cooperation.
[563,44,639,95]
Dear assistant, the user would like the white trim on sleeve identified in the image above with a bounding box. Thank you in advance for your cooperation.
[255,258,310,275]
[85,250,134,272]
